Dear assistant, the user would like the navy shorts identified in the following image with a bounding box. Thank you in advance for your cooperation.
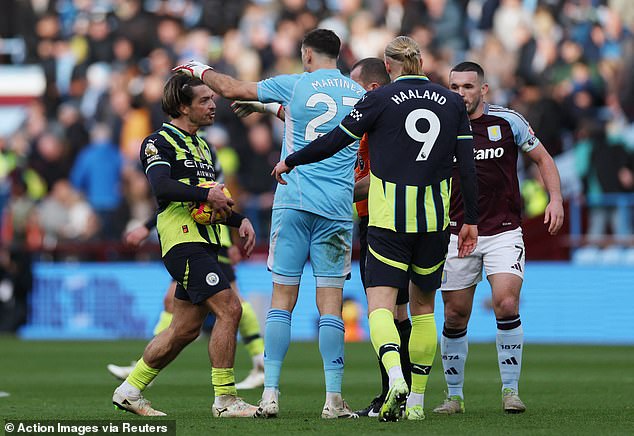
[365,226,450,292]
[163,243,231,305]
[358,216,409,304]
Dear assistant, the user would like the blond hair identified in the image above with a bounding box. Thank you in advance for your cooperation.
[384,36,423,75]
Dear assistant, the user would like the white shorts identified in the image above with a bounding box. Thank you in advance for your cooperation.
[440,227,525,291]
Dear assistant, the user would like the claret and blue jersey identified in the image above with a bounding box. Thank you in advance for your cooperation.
[257,69,365,221]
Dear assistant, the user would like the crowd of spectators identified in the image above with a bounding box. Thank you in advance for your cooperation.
[1,0,634,261]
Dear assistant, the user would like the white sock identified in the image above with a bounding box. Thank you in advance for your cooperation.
[326,392,342,405]
[496,324,523,392]
[440,330,468,398]
[406,392,424,408]
[387,365,404,387]
[117,381,141,399]
[214,394,235,406]
[253,353,264,370]
[262,387,279,401]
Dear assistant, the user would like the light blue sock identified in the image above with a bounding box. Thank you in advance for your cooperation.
[263,309,292,389]
[318,315,345,393]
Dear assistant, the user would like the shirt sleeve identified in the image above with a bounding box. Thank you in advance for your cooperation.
[257,74,300,105]
[454,101,478,225]
[456,101,474,140]
[284,127,355,167]
[140,133,174,174]
[146,164,209,203]
[140,134,208,203]
[510,113,540,153]
[338,91,383,140]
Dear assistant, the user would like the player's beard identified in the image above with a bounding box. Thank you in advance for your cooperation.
[467,95,481,115]
[191,112,215,128]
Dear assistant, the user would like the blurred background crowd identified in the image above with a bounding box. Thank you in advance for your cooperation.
[0,0,633,273]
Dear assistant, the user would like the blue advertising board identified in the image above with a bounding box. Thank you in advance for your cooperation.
[19,261,634,344]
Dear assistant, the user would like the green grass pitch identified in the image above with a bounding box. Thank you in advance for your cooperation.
[1,337,632,435]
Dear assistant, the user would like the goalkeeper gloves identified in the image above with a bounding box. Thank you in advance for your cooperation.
[172,60,214,80]
[231,100,283,118]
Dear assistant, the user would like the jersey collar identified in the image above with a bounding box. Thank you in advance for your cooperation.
[394,75,430,82]
[163,122,195,139]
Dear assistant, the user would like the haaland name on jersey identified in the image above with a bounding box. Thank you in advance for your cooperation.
[310,77,363,93]
[391,88,447,105]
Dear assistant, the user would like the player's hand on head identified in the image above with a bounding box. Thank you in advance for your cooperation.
[123,225,150,248]
[271,160,293,185]
[457,224,478,258]
[544,200,564,235]
[172,60,213,80]
[206,183,234,216]
[238,218,256,258]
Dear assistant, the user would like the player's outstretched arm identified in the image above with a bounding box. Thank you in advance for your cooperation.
[526,144,564,235]
[173,60,258,100]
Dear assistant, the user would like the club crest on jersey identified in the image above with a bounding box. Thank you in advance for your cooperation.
[487,125,502,142]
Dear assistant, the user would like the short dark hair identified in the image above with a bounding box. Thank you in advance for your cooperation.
[161,72,206,119]
[351,57,390,86]
[451,61,485,82]
[302,29,340,59]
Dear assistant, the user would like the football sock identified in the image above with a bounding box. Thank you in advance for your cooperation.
[396,318,412,389]
[440,324,468,398]
[369,308,402,384]
[152,311,173,336]
[212,367,237,397]
[406,392,424,408]
[117,380,140,399]
[377,355,389,398]
[496,315,523,392]
[318,315,345,393]
[126,358,160,392]
[263,309,291,389]
[239,301,265,358]
[409,314,437,396]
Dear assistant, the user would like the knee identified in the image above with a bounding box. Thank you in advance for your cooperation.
[217,296,242,325]
[493,295,519,318]
[444,303,470,329]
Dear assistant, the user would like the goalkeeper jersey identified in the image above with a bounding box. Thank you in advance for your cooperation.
[257,69,365,221]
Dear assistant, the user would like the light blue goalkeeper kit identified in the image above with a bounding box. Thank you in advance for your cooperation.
[257,68,364,395]
[259,69,364,220]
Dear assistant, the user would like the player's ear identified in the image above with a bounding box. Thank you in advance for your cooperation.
[481,82,489,96]
[179,102,190,116]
